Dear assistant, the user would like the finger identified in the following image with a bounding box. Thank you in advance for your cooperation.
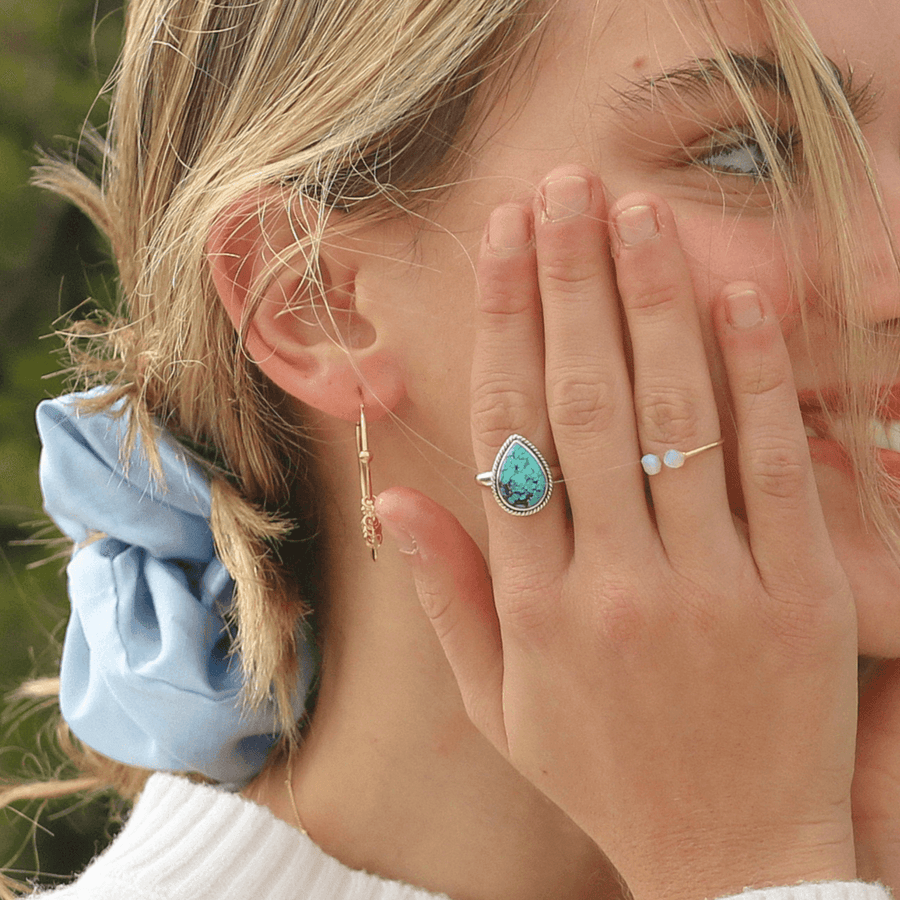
[611,195,734,561]
[376,487,508,752]
[472,202,569,576]
[533,167,652,545]
[713,284,843,589]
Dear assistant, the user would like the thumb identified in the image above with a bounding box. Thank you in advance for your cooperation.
[375,487,507,752]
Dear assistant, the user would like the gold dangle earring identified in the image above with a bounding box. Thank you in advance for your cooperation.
[356,403,382,561]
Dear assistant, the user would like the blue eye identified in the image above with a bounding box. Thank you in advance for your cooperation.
[701,139,771,180]
[696,127,799,183]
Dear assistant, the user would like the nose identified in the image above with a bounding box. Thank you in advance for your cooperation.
[853,154,900,325]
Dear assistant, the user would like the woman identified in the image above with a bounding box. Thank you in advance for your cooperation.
[10,0,900,896]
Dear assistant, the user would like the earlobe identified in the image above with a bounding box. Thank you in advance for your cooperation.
[207,189,406,422]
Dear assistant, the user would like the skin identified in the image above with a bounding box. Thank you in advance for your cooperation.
[232,0,900,897]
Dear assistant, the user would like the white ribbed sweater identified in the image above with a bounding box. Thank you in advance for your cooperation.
[29,773,892,900]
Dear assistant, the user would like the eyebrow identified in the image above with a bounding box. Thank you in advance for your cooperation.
[612,52,877,123]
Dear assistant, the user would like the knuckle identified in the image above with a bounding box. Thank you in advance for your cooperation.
[471,379,537,449]
[477,246,537,317]
[419,584,458,636]
[590,582,648,655]
[757,578,852,661]
[670,575,721,637]
[499,570,562,648]
[503,598,560,648]
[637,387,703,446]
[479,278,533,318]
[627,281,680,314]
[747,437,809,501]
[735,358,792,398]
[548,369,618,435]
[540,249,597,295]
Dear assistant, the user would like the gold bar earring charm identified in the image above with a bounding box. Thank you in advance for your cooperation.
[356,403,382,561]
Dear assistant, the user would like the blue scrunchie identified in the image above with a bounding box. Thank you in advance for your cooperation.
[36,387,315,784]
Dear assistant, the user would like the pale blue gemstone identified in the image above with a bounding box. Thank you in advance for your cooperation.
[497,439,549,512]
[663,449,685,469]
[641,454,662,476]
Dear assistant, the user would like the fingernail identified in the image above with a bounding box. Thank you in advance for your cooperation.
[724,288,765,329]
[613,204,659,246]
[541,174,591,222]
[488,204,532,255]
[377,511,418,556]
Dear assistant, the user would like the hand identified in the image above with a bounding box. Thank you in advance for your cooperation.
[378,165,859,900]
[853,658,900,890]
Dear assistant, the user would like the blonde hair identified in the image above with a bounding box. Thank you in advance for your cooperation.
[4,1,540,893]
[4,0,899,893]
[35,0,541,727]
[686,0,900,553]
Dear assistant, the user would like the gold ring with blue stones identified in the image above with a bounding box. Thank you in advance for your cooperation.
[640,439,723,476]
[476,434,562,516]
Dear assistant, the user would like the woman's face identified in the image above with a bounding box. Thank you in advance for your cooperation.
[372,0,900,656]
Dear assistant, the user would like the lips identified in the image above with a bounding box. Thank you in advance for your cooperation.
[798,385,900,479]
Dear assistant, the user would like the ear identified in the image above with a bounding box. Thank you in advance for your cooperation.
[206,189,405,422]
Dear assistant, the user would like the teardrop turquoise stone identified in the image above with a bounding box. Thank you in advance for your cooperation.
[496,438,550,513]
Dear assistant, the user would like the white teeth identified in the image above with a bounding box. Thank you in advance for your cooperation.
[811,416,900,452]
[870,418,890,450]
[868,418,900,452]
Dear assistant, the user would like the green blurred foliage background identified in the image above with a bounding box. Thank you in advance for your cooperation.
[1,0,123,888]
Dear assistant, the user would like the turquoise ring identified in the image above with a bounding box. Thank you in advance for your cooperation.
[476,434,560,516]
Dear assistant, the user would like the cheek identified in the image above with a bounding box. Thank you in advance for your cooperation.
[671,210,813,516]
[674,211,804,332]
